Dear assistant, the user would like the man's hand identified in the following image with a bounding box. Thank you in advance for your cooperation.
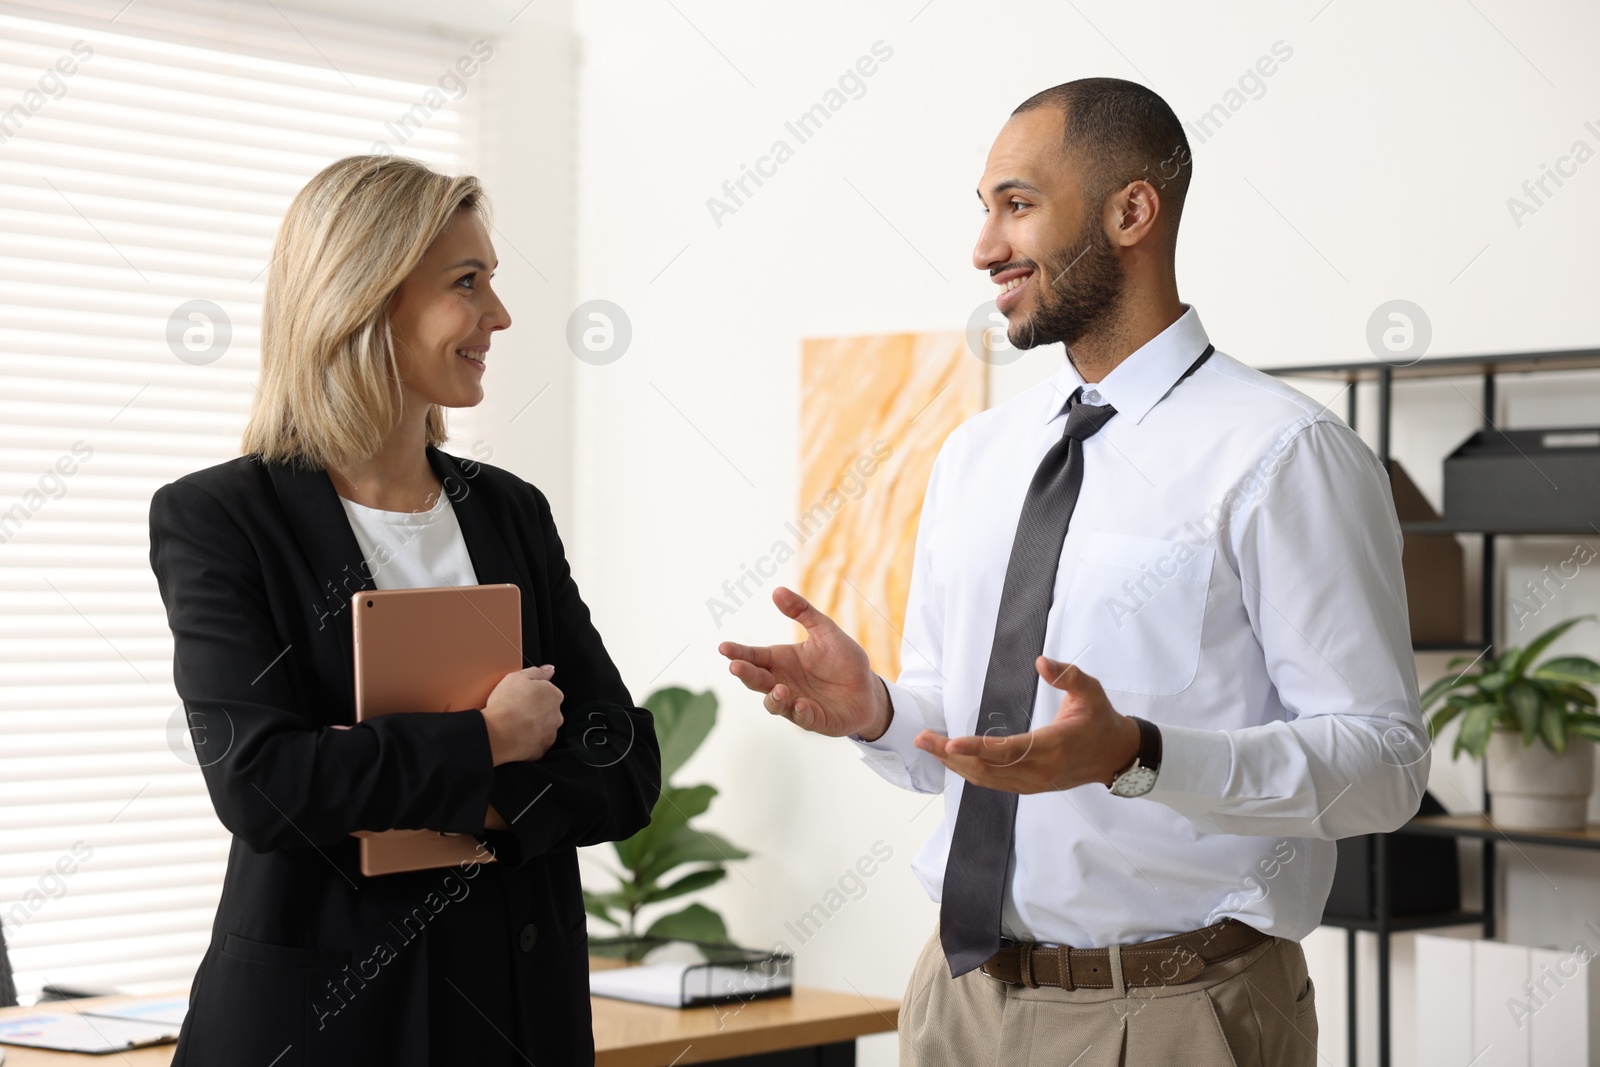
[915,657,1141,794]
[717,586,890,739]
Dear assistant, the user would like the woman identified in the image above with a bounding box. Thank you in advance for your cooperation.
[148,155,660,1065]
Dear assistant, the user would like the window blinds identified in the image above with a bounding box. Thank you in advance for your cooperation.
[0,0,480,1000]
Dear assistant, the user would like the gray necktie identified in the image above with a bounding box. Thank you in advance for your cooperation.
[938,386,1116,978]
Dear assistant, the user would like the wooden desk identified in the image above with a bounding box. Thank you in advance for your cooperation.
[0,970,900,1066]
[0,994,175,1067]
[592,984,898,1066]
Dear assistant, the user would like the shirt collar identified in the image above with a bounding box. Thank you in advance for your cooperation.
[1044,305,1212,427]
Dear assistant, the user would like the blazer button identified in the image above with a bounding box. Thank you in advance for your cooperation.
[518,923,538,953]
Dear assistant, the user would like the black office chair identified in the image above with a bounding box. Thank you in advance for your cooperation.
[0,925,109,1009]
[0,920,17,1008]
[0,924,10,1064]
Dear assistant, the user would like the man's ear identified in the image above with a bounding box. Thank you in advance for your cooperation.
[1106,180,1162,248]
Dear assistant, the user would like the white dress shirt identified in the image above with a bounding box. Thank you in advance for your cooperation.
[854,305,1428,948]
[338,491,478,590]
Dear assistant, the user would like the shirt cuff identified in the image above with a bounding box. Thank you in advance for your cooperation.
[1142,721,1231,816]
[850,677,928,759]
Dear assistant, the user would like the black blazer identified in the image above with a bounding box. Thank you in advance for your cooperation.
[147,444,660,1066]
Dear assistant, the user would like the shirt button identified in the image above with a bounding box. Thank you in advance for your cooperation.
[1083,389,1102,404]
[518,923,538,953]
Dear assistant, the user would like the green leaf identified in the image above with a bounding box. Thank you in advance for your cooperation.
[613,832,647,875]
[615,881,664,912]
[642,867,727,907]
[1536,681,1599,710]
[1500,649,1530,681]
[583,890,621,927]
[1522,615,1596,669]
[1455,703,1498,760]
[1541,703,1568,754]
[1531,655,1600,687]
[644,902,730,944]
[616,784,720,876]
[644,687,719,784]
[639,827,751,885]
[587,887,639,915]
[1420,670,1471,712]
[1568,717,1600,743]
[1427,702,1464,739]
[1476,671,1509,693]
[656,783,718,825]
[584,887,627,908]
[1508,681,1542,745]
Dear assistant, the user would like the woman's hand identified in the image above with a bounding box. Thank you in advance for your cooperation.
[482,664,564,765]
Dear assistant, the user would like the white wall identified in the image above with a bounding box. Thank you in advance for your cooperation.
[476,1,1600,1063]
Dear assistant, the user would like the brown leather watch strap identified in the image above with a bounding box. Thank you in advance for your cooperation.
[1130,715,1161,773]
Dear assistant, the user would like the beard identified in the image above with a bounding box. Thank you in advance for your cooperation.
[1007,215,1125,351]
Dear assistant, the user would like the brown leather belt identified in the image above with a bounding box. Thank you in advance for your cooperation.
[981,917,1269,990]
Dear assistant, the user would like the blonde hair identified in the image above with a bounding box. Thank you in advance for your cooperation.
[241,155,487,470]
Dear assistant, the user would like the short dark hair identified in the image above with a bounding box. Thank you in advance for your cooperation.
[1012,77,1192,243]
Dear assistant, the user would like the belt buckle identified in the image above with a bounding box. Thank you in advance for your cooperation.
[982,937,1020,985]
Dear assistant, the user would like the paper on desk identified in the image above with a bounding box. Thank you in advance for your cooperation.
[0,1012,178,1053]
[86,995,190,1027]
[589,962,788,1008]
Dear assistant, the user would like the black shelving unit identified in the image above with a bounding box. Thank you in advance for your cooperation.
[1263,347,1600,1067]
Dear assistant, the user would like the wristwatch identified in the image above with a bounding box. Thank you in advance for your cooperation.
[1109,717,1162,797]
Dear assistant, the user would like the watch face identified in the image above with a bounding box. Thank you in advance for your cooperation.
[1111,766,1157,797]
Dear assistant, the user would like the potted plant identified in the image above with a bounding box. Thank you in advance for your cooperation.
[584,686,750,962]
[1422,615,1600,829]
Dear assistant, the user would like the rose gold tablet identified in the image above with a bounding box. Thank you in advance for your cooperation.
[351,583,522,876]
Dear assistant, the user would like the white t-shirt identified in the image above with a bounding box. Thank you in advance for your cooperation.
[338,489,478,590]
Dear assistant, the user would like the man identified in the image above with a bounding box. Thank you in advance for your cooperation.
[718,78,1427,1066]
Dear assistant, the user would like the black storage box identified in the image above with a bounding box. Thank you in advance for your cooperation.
[1443,426,1600,531]
[1324,791,1460,920]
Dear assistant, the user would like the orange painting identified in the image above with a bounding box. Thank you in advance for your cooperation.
[797,332,984,679]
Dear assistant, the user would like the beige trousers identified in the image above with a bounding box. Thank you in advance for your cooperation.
[898,925,1318,1067]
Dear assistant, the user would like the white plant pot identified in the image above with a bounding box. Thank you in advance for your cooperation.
[1484,728,1595,830]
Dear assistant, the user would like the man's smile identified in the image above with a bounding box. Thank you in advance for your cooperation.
[993,266,1035,312]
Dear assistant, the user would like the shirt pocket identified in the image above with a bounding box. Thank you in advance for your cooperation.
[1062,532,1214,695]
